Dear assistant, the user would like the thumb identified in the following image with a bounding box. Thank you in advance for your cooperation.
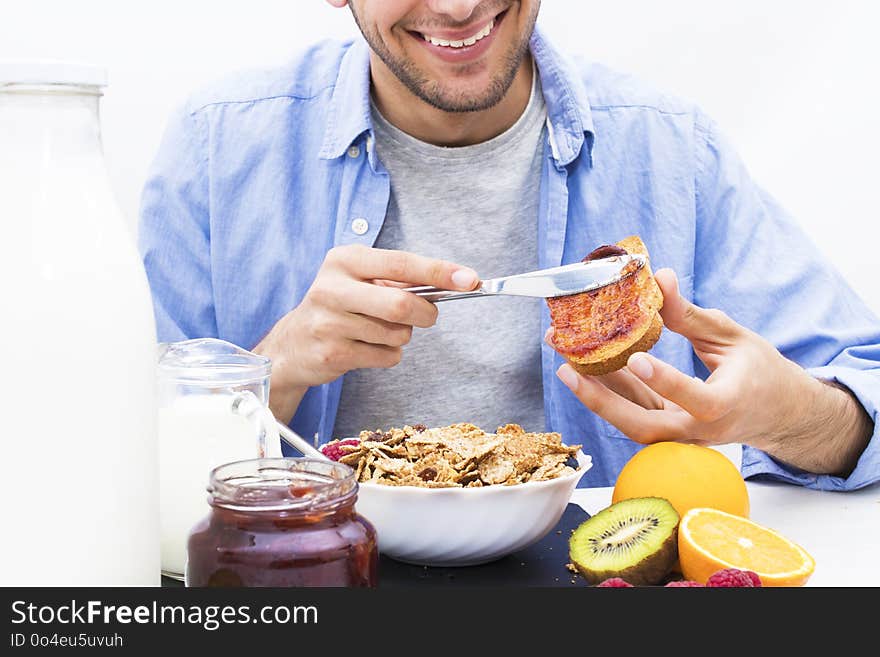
[654,268,740,342]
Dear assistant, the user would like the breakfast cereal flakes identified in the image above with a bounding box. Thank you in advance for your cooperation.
[321,423,583,488]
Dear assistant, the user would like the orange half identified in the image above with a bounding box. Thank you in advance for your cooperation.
[678,507,815,586]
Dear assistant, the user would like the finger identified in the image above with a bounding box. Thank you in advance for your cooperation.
[545,328,665,409]
[371,279,412,288]
[595,368,666,410]
[557,364,692,443]
[347,281,439,328]
[347,341,404,370]
[348,314,413,348]
[626,352,729,422]
[332,245,479,291]
[308,339,403,378]
[544,326,663,408]
[311,311,413,348]
[654,268,740,343]
[544,321,666,409]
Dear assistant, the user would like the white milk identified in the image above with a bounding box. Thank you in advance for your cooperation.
[0,65,160,585]
[159,395,272,578]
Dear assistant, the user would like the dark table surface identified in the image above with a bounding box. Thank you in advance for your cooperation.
[162,503,590,588]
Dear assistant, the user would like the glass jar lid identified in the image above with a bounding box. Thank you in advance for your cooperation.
[157,338,271,386]
[0,59,108,87]
[208,458,358,513]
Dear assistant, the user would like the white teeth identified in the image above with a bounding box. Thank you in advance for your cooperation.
[423,18,494,48]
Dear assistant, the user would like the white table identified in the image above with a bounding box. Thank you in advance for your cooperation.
[569,480,880,587]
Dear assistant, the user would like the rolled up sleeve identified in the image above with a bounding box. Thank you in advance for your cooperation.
[743,361,880,491]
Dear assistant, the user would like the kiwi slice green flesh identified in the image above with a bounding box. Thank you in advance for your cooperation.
[569,496,679,586]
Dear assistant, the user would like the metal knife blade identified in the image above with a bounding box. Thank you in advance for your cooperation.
[405,254,646,302]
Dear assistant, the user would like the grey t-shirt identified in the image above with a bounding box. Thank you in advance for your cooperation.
[333,72,547,438]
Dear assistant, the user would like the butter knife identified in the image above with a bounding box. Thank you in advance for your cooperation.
[404,254,646,303]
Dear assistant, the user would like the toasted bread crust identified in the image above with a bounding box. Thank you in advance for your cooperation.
[567,311,663,376]
[548,235,664,375]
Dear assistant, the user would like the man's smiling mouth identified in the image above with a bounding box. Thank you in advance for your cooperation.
[408,8,508,51]
[419,18,496,48]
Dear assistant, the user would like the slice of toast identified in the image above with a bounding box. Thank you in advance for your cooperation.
[547,235,663,376]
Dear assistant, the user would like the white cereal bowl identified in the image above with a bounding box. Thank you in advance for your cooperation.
[352,451,593,567]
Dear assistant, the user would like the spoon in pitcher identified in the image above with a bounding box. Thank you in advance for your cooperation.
[275,420,331,461]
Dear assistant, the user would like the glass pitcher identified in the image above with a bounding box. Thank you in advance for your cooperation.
[157,338,281,580]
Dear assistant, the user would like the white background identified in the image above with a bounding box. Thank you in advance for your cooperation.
[2,0,879,311]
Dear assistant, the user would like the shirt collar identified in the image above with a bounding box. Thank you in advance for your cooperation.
[319,25,595,167]
[319,38,373,160]
[529,24,595,167]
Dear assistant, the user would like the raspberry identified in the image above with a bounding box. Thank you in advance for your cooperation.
[319,439,360,461]
[706,568,762,587]
[665,580,704,587]
[745,571,763,587]
[596,577,634,588]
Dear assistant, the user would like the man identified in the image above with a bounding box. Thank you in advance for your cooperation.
[139,0,880,489]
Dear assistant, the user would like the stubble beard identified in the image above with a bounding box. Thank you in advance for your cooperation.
[350,3,539,113]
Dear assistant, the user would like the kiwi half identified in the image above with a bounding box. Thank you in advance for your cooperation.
[569,496,679,586]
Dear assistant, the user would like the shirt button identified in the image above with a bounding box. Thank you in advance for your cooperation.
[347,145,360,158]
[351,218,369,235]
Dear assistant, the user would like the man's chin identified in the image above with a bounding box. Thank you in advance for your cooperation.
[414,77,511,113]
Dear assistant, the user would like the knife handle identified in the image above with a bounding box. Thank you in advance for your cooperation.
[403,285,488,303]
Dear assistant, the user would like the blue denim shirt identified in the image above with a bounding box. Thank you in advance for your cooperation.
[139,27,880,489]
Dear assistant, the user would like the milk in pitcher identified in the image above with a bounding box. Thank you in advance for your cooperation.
[156,338,280,580]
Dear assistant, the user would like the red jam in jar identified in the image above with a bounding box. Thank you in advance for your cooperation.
[186,458,378,587]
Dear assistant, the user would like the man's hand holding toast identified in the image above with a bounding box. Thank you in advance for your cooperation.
[554,267,872,478]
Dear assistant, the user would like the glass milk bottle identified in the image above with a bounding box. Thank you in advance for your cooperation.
[0,61,160,585]
[157,338,282,581]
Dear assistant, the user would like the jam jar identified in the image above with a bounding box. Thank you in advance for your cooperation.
[186,458,378,587]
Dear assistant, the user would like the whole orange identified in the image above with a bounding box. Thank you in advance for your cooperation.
[612,442,749,520]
